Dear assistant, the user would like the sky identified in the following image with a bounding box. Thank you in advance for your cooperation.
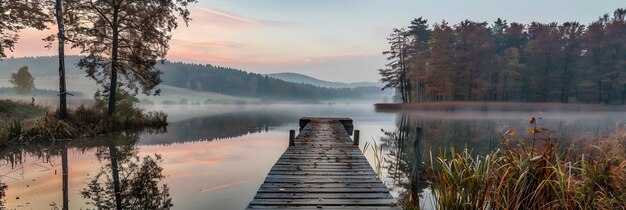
[8,0,626,82]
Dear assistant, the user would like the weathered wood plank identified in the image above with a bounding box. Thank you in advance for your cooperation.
[274,163,372,166]
[253,193,394,199]
[259,183,388,188]
[247,118,400,210]
[267,172,376,176]
[257,188,391,193]
[263,178,382,183]
[265,175,382,180]
[271,165,373,170]
[249,198,398,206]
[270,167,374,171]
[248,206,399,209]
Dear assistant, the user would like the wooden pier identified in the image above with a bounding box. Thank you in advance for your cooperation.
[247,117,400,209]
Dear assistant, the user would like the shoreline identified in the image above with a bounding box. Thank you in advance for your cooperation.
[374,102,626,112]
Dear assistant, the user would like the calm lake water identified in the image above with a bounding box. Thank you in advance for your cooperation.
[1,104,625,209]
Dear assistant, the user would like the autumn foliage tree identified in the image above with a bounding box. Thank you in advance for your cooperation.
[424,21,455,101]
[380,8,626,104]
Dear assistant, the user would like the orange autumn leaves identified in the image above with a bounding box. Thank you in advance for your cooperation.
[504,116,550,137]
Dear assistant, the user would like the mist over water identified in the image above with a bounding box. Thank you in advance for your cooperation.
[0,104,624,209]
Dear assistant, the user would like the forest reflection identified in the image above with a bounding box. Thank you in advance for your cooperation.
[0,110,297,209]
[0,180,5,209]
[0,134,170,210]
[139,111,293,145]
[379,116,429,207]
[81,136,171,210]
[378,112,623,207]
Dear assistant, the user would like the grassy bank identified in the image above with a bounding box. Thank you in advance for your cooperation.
[0,93,167,146]
[0,99,45,120]
[411,118,626,210]
[375,102,626,112]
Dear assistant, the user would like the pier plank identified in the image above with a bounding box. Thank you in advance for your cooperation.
[247,118,400,209]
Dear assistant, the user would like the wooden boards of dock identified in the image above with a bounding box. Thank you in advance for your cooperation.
[247,117,400,209]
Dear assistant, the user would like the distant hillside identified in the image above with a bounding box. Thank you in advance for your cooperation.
[267,72,382,88]
[159,62,371,100]
[0,87,84,97]
[0,56,383,101]
[0,56,84,78]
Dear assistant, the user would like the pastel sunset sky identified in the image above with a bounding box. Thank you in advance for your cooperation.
[9,0,625,82]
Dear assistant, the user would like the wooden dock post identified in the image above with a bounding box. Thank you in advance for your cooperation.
[289,129,295,146]
[247,118,399,209]
[411,126,423,176]
[410,126,423,202]
[353,129,360,145]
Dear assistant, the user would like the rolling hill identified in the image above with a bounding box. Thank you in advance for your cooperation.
[267,72,382,89]
[0,56,389,102]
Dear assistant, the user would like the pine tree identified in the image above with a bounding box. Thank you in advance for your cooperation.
[379,28,411,103]
[407,17,431,102]
[491,18,509,53]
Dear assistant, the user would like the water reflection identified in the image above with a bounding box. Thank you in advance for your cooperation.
[81,138,171,209]
[1,105,625,209]
[61,142,68,210]
[0,108,298,209]
[379,111,626,208]
[379,116,428,207]
[139,111,293,145]
[0,180,6,208]
[0,133,170,209]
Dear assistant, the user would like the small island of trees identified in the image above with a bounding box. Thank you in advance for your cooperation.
[379,8,626,105]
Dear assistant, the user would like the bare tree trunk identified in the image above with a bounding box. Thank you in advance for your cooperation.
[61,141,68,210]
[55,0,67,119]
[560,56,571,103]
[109,141,122,210]
[622,83,626,105]
[108,3,119,116]
[598,80,602,104]
[607,82,613,104]
[490,73,499,101]
[468,70,473,101]
[415,56,420,103]
[409,125,422,206]
[399,79,406,103]
[406,79,413,103]
[501,73,508,102]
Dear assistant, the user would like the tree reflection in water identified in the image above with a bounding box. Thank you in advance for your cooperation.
[379,115,428,207]
[377,113,614,208]
[0,180,6,208]
[81,135,171,210]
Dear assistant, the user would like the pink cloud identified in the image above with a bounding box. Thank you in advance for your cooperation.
[199,178,256,192]
[196,7,258,24]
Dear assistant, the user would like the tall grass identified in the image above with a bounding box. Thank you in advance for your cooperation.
[1,91,168,144]
[363,138,386,179]
[422,117,626,210]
